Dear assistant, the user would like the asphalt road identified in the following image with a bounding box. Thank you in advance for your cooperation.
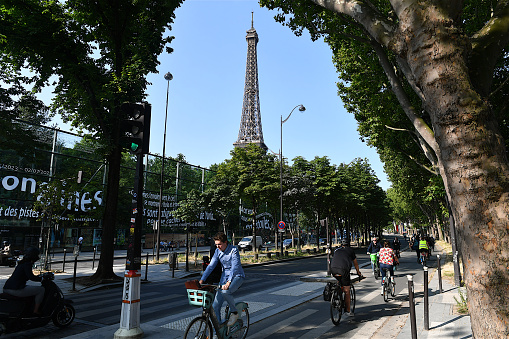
[0,234,436,338]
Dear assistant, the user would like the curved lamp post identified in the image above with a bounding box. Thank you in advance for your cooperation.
[156,72,173,261]
[280,104,306,256]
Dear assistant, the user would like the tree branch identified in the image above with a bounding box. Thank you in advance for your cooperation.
[310,0,396,47]
[470,0,509,96]
[369,38,439,156]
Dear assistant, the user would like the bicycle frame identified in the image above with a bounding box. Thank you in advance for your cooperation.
[187,286,249,339]
[330,274,358,326]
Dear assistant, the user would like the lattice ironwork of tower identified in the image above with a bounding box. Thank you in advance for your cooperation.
[233,15,267,151]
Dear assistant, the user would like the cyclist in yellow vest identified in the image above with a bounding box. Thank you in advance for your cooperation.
[418,238,429,260]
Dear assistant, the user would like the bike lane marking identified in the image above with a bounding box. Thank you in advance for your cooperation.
[249,308,317,339]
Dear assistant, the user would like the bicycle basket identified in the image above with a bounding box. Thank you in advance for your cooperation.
[187,289,214,307]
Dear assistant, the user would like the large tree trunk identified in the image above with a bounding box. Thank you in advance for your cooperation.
[403,9,509,337]
[91,146,122,282]
[303,1,509,335]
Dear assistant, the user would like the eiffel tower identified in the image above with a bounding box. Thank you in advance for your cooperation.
[233,13,267,151]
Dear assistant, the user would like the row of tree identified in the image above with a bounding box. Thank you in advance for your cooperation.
[175,144,390,250]
[2,0,508,336]
[257,1,509,336]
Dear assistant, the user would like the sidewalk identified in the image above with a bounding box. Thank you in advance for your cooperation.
[394,266,472,338]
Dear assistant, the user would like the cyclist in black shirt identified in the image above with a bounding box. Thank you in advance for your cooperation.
[330,239,363,317]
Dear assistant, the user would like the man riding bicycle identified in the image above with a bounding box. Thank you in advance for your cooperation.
[200,232,245,327]
[392,237,401,257]
[367,237,381,274]
[419,237,430,261]
[330,239,362,318]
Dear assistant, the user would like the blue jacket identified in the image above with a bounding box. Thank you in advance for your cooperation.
[201,244,245,284]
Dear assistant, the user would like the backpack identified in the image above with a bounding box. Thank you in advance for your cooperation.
[323,282,334,301]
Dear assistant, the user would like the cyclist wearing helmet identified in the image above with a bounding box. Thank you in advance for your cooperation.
[330,239,362,317]
[3,247,44,315]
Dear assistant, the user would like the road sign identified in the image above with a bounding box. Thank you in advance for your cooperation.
[278,221,286,230]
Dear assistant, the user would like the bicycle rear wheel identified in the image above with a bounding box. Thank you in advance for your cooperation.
[229,307,249,339]
[330,289,343,325]
[350,284,356,313]
[184,317,213,339]
[390,279,396,297]
[383,280,389,302]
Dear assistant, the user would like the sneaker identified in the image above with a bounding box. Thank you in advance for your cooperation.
[380,287,384,295]
[227,312,238,326]
[348,312,355,317]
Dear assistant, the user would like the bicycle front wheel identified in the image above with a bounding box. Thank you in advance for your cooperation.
[350,285,356,313]
[184,316,213,339]
[229,307,249,339]
[330,289,343,325]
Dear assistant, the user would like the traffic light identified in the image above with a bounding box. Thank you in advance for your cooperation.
[120,102,151,154]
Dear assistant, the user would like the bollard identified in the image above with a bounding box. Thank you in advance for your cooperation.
[92,246,97,270]
[306,249,310,254]
[285,250,288,257]
[62,248,67,273]
[267,252,272,259]
[424,266,429,330]
[407,275,417,339]
[172,252,177,278]
[144,252,149,281]
[437,254,443,293]
[72,256,78,291]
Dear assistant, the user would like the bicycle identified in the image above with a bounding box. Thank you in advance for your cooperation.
[329,274,358,325]
[368,252,380,279]
[184,281,249,339]
[420,250,428,266]
[381,268,396,302]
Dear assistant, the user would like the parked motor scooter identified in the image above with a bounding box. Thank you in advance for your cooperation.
[0,272,75,335]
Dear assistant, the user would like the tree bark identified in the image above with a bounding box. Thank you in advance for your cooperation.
[91,146,122,282]
[309,0,509,336]
[401,9,509,336]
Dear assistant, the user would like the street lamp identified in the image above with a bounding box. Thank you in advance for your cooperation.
[156,72,173,261]
[280,104,306,256]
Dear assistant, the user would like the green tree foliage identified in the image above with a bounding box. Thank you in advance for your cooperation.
[260,1,509,335]
[203,145,279,251]
[0,0,184,281]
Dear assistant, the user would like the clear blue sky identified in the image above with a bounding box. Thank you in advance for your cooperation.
[55,0,391,190]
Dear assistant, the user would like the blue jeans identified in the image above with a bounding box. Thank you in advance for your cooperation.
[380,263,394,285]
[213,276,244,323]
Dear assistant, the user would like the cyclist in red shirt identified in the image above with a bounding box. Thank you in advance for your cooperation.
[378,241,399,294]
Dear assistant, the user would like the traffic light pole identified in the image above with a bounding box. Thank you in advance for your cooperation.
[115,154,144,339]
